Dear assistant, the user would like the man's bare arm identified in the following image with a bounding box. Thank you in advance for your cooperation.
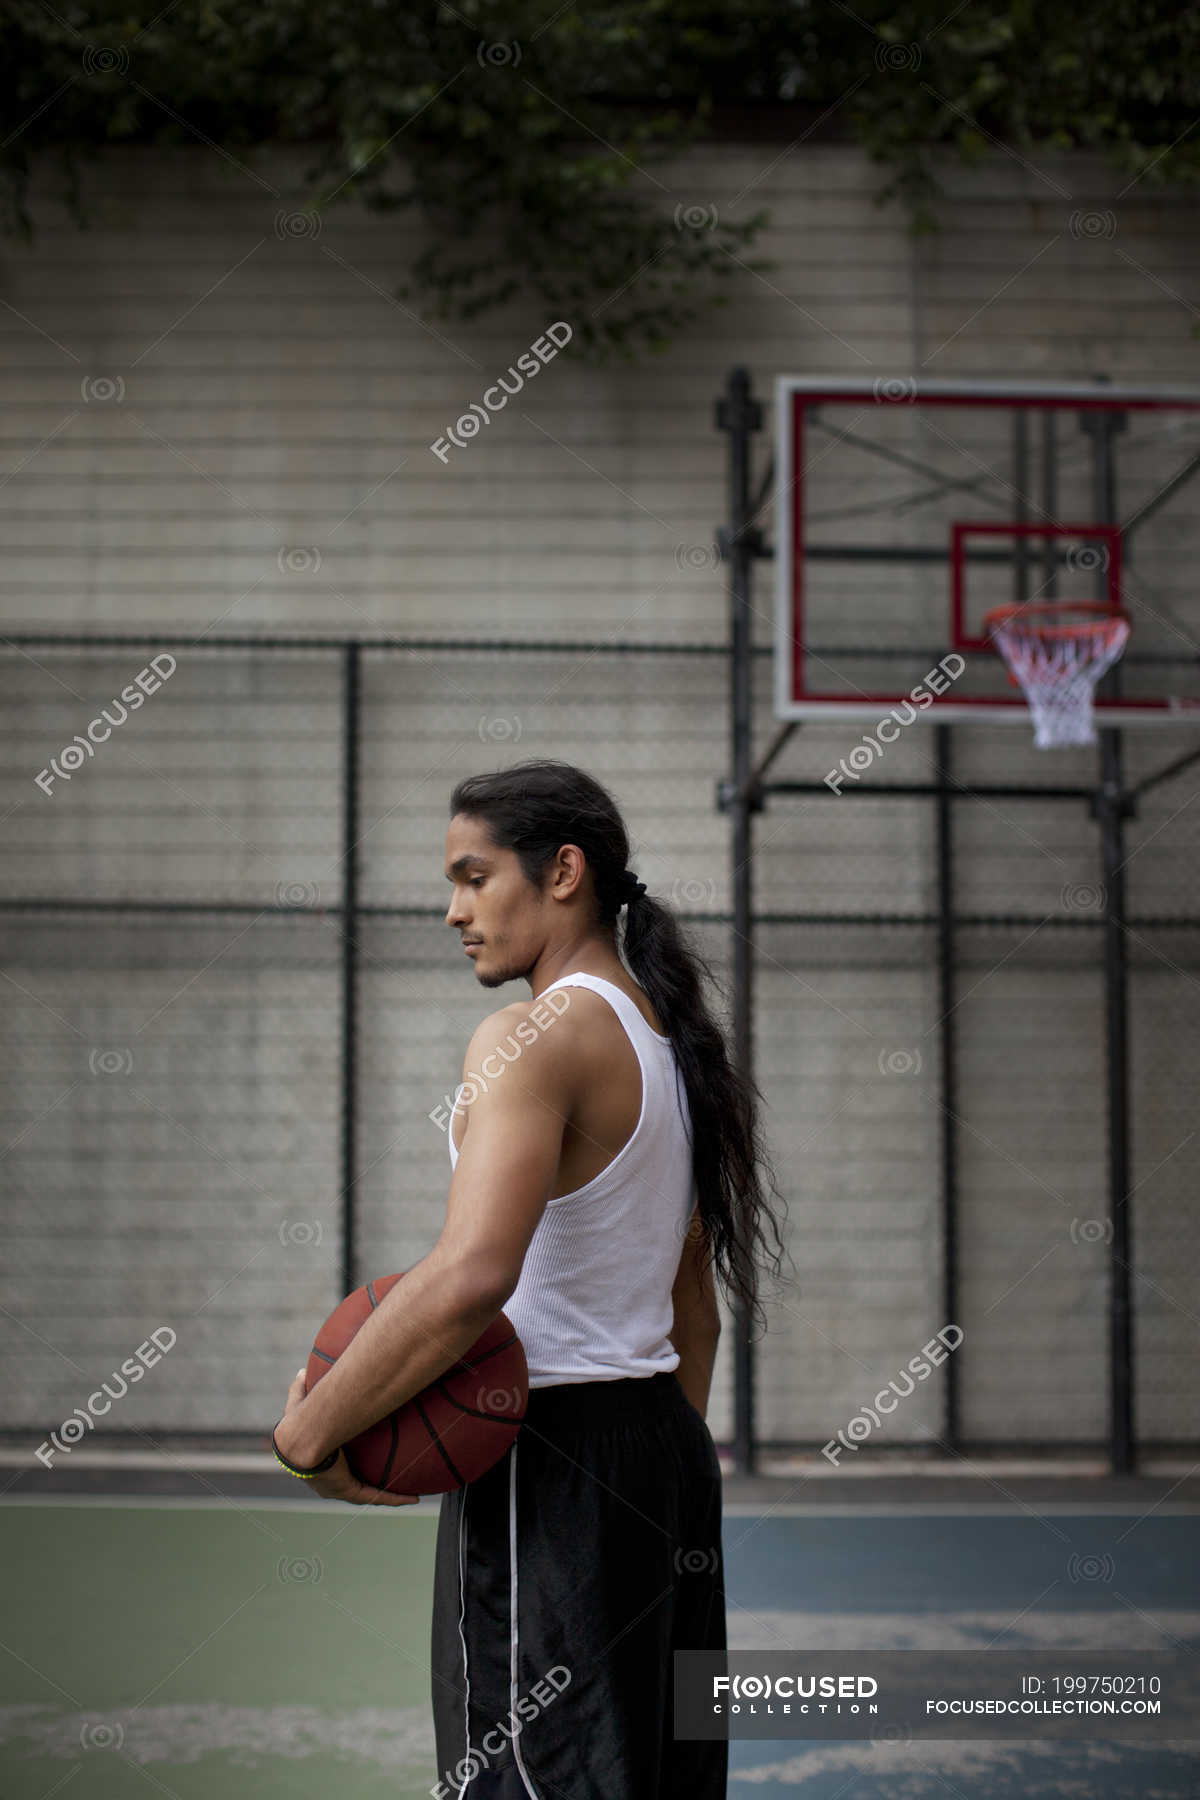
[276,1002,572,1467]
[670,1204,722,1420]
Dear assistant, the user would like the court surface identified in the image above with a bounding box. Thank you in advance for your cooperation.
[2,1463,1198,1798]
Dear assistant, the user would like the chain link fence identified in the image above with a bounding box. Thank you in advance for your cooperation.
[2,637,1196,1458]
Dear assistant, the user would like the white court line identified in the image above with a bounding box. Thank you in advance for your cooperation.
[4,1448,1196,1477]
[2,1494,1198,1516]
[0,1450,277,1472]
[748,1457,1200,1479]
[0,1492,439,1512]
[724,1500,1200,1515]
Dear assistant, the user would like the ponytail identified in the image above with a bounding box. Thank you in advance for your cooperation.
[619,883,790,1334]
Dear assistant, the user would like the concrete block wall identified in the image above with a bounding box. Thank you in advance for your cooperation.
[2,135,1197,1446]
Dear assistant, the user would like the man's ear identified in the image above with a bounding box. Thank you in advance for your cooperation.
[550,843,587,902]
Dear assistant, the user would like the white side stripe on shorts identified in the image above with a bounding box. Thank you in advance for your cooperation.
[456,1490,473,1799]
[509,1440,542,1797]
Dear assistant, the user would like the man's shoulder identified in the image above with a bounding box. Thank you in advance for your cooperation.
[459,992,590,1119]
[465,988,582,1057]
[466,982,616,1064]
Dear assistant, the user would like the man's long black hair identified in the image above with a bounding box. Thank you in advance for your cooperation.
[449,757,791,1334]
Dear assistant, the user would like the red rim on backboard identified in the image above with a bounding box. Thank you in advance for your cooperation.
[982,601,1132,750]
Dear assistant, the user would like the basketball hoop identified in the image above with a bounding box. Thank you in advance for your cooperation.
[983,601,1131,749]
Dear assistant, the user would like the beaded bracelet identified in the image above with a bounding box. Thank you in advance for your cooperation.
[272,1422,340,1479]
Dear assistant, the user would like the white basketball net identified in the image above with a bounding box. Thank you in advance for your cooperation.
[985,605,1131,750]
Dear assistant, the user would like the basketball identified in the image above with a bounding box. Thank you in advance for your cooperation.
[305,1273,528,1495]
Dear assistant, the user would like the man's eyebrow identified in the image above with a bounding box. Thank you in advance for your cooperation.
[446,854,491,879]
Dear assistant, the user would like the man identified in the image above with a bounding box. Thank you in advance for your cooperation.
[277,759,786,1796]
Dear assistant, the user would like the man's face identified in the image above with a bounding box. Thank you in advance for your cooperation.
[443,813,545,989]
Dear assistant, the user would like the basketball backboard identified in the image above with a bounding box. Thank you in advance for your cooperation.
[773,378,1200,728]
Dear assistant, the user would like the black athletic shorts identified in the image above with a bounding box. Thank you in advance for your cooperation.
[429,1368,728,1799]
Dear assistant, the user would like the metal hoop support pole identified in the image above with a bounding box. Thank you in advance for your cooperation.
[717,367,764,1477]
[1080,394,1136,1475]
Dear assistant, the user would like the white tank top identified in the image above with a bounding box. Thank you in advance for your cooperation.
[446,971,695,1387]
